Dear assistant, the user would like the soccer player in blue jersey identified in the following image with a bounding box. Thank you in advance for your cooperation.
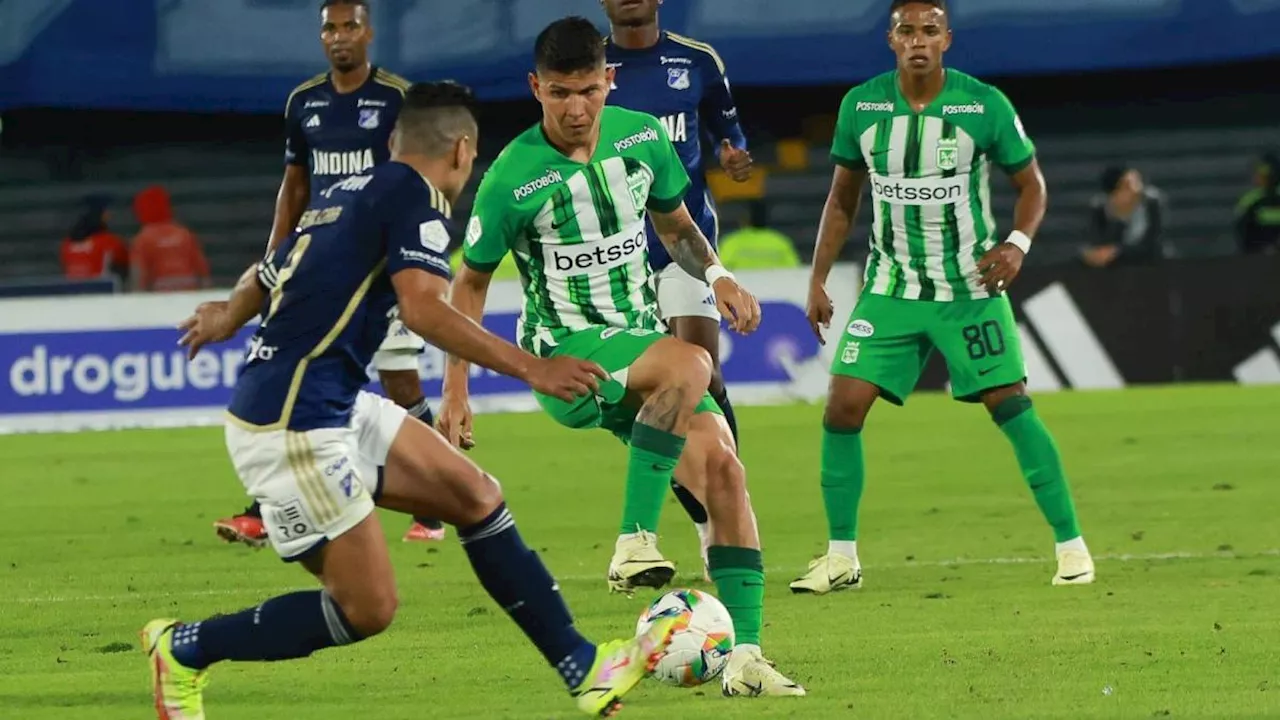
[600,0,753,576]
[144,82,678,719]
[214,0,446,546]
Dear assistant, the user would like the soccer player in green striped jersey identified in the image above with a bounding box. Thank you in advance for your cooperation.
[439,17,805,698]
[790,0,1095,595]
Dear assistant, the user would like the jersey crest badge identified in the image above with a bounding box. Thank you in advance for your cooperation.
[936,137,959,171]
[626,167,653,212]
[666,67,690,91]
[358,108,380,130]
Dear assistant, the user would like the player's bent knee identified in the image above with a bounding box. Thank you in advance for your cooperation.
[333,584,399,638]
[673,343,713,391]
[451,468,504,528]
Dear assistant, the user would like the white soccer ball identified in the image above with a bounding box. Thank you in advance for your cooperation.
[635,588,735,687]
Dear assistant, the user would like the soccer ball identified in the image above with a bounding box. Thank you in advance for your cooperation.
[635,588,735,687]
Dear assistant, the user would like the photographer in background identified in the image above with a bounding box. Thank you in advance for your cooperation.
[1082,164,1166,268]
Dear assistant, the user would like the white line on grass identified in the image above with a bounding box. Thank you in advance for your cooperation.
[6,549,1276,606]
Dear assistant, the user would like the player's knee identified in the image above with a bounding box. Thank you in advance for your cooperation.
[672,343,713,394]
[703,441,746,503]
[825,378,875,430]
[823,399,869,430]
[452,470,504,528]
[338,585,399,638]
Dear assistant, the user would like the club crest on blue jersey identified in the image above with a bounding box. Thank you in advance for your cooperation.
[358,109,380,129]
[666,67,690,90]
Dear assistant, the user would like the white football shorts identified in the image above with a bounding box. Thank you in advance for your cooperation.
[224,391,407,561]
[372,317,426,372]
[655,262,720,321]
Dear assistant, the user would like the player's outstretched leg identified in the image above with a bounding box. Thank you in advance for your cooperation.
[982,384,1094,585]
[789,375,876,595]
[212,500,267,547]
[372,399,678,715]
[673,412,805,698]
[377,366,448,543]
[609,337,714,593]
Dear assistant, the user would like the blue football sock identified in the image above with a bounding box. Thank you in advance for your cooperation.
[169,590,359,670]
[459,501,596,689]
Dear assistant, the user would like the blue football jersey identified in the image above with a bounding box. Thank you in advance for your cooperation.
[284,67,411,199]
[228,163,454,432]
[606,31,747,270]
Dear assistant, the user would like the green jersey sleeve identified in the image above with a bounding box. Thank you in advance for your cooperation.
[987,87,1036,174]
[646,119,691,213]
[462,169,516,273]
[830,90,867,171]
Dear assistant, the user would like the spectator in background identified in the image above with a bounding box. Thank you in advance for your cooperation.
[1234,152,1280,255]
[1082,164,1166,268]
[60,194,129,284]
[130,185,210,292]
[718,200,802,270]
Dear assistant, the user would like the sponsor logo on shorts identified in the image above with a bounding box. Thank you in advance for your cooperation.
[847,319,875,338]
[942,102,985,115]
[271,499,313,541]
[841,341,861,364]
[856,100,895,113]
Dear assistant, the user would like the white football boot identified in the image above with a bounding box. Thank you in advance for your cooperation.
[788,553,862,595]
[721,645,806,698]
[607,529,676,594]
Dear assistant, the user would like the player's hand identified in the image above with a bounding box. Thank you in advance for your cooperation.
[719,140,753,182]
[977,242,1025,294]
[806,281,834,345]
[177,301,235,360]
[525,356,608,402]
[712,276,762,334]
[436,392,475,451]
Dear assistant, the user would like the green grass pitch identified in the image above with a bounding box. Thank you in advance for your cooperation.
[1,384,1277,719]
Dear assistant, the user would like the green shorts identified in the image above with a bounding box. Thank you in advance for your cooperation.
[830,292,1027,405]
[534,326,721,441]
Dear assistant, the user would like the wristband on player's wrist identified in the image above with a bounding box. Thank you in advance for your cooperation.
[1004,230,1032,255]
[705,264,735,286]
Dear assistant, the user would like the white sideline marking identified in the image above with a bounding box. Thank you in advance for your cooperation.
[5,549,1276,606]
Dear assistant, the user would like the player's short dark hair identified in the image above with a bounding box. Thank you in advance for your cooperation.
[395,81,479,156]
[534,16,607,75]
[321,0,368,10]
[890,0,948,15]
[1100,164,1133,192]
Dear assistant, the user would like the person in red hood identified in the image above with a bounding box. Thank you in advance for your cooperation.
[130,185,211,292]
[60,194,130,284]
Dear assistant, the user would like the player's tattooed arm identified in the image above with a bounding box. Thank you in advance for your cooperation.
[650,203,719,281]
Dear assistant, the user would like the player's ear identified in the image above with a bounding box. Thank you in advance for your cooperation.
[942,28,953,52]
[605,64,616,91]
[528,72,540,101]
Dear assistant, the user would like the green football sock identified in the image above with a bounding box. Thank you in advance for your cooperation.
[821,424,864,542]
[619,422,685,534]
[993,396,1082,542]
[707,545,764,647]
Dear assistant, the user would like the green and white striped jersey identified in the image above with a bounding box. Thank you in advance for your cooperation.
[464,106,690,354]
[832,69,1036,301]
